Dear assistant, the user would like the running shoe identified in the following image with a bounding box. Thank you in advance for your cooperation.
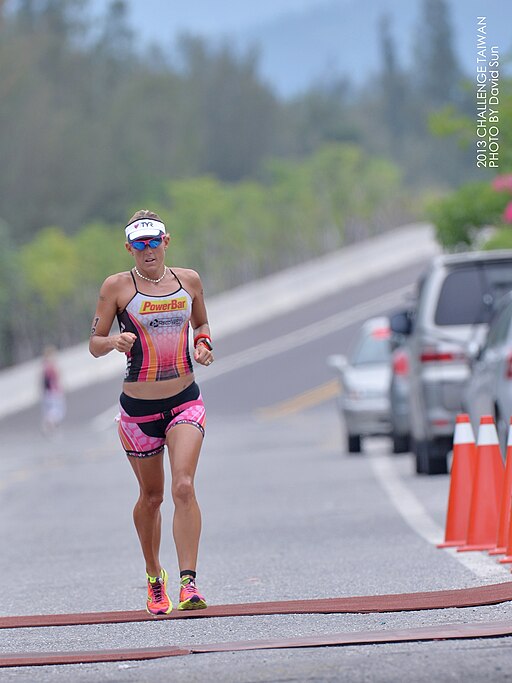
[178,575,207,610]
[146,568,172,615]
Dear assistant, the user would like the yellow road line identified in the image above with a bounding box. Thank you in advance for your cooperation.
[0,468,31,493]
[256,379,340,420]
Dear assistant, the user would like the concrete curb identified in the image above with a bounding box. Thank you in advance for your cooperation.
[0,223,439,418]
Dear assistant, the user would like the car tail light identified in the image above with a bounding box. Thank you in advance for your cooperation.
[371,327,391,340]
[393,350,409,376]
[419,346,466,363]
[506,352,512,379]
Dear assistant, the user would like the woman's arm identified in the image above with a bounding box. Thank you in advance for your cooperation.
[185,270,213,365]
[89,275,137,358]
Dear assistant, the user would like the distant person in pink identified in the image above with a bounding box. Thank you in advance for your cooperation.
[41,345,66,434]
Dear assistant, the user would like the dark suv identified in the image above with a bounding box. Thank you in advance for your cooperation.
[390,250,512,475]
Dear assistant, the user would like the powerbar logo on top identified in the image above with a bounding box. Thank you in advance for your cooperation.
[139,298,188,314]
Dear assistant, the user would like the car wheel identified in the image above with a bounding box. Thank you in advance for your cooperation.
[347,434,362,454]
[392,432,410,454]
[413,439,427,474]
[415,438,449,475]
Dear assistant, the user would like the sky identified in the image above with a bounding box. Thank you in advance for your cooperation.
[90,0,335,37]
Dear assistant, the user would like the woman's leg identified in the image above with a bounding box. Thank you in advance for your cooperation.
[166,424,204,571]
[128,452,165,577]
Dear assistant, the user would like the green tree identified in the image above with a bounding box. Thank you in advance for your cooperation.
[429,85,512,171]
[0,220,18,366]
[177,35,282,181]
[378,14,407,147]
[20,227,79,309]
[413,0,462,108]
[427,182,509,248]
[73,221,132,286]
[285,79,358,156]
[11,227,81,357]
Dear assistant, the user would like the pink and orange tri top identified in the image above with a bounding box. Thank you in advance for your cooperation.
[117,270,193,382]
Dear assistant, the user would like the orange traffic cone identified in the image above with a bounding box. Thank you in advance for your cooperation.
[457,415,505,552]
[437,414,477,548]
[490,418,512,556]
[498,497,512,563]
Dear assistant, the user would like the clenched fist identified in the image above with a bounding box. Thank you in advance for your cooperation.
[113,332,137,353]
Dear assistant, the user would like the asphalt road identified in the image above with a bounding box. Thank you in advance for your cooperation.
[2,259,512,682]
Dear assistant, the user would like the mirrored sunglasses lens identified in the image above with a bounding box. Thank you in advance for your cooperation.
[131,237,162,250]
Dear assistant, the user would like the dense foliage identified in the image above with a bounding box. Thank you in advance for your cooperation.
[0,144,407,365]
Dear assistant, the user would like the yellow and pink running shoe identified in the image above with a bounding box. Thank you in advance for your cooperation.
[146,568,173,615]
[178,575,207,610]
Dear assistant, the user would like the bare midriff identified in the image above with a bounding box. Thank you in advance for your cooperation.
[122,374,196,400]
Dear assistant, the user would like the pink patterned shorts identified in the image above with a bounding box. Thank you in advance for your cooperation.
[118,383,206,458]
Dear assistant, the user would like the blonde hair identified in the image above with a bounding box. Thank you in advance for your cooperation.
[126,209,163,225]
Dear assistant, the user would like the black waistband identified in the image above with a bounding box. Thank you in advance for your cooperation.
[120,382,199,417]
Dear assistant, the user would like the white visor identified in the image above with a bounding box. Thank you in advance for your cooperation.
[125,219,166,241]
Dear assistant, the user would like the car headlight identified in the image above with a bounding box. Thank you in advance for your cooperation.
[345,388,383,400]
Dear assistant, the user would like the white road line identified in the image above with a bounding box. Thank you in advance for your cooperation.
[91,284,412,431]
[369,449,511,581]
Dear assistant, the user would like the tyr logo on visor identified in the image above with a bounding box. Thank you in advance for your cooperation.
[125,219,166,242]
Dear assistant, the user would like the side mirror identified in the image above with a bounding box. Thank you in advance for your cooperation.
[327,354,348,372]
[389,310,413,336]
[467,340,482,363]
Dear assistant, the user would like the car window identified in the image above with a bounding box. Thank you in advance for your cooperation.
[435,264,512,326]
[484,264,512,305]
[486,310,509,348]
[486,301,512,349]
[351,329,391,365]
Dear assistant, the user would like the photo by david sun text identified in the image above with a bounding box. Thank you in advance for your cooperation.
[476,16,500,168]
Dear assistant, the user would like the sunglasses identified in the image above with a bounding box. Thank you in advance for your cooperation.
[130,237,163,251]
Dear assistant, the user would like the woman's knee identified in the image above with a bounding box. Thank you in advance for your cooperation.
[172,476,195,506]
[138,489,164,510]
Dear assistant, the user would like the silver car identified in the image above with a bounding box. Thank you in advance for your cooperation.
[329,316,392,454]
[390,250,512,475]
[463,291,512,455]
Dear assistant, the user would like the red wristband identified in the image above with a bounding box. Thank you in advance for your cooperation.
[194,334,213,351]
